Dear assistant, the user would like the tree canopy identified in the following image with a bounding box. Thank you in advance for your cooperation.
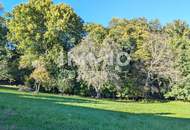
[1,0,190,100]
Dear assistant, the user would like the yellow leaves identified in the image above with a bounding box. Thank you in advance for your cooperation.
[108,18,151,61]
[30,58,50,83]
[132,46,151,60]
[27,24,34,31]
[30,64,50,83]
[30,0,52,11]
[6,0,83,87]
[35,33,41,41]
[85,23,107,44]
[19,53,38,69]
[45,44,67,64]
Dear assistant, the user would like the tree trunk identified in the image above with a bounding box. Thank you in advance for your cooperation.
[145,71,151,87]
[96,92,101,98]
[95,88,101,98]
[35,82,38,92]
[37,83,40,92]
[35,82,40,93]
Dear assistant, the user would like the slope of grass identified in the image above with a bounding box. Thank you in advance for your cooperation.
[0,87,190,130]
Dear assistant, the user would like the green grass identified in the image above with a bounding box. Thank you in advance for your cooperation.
[0,87,190,130]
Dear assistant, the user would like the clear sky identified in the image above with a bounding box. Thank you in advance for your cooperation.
[1,0,190,26]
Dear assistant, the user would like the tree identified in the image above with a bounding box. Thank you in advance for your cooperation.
[108,18,150,98]
[143,33,181,97]
[7,0,84,91]
[5,0,190,100]
[70,36,124,98]
[163,20,190,100]
[164,20,190,39]
[165,37,190,100]
[108,18,150,60]
[0,14,12,81]
[30,59,50,92]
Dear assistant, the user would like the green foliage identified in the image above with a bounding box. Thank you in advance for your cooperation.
[1,1,190,100]
[108,18,150,60]
[0,16,13,81]
[84,23,108,43]
[7,0,84,91]
[56,69,76,94]
[164,22,190,100]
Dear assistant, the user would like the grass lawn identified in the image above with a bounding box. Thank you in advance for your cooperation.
[0,87,190,130]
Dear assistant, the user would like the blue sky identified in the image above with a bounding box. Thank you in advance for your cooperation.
[1,0,190,26]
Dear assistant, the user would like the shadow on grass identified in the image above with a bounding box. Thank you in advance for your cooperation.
[20,94,101,104]
[0,90,190,130]
[0,91,100,104]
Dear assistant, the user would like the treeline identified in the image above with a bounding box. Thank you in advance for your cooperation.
[0,0,190,100]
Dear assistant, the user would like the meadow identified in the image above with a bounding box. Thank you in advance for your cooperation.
[0,87,190,130]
